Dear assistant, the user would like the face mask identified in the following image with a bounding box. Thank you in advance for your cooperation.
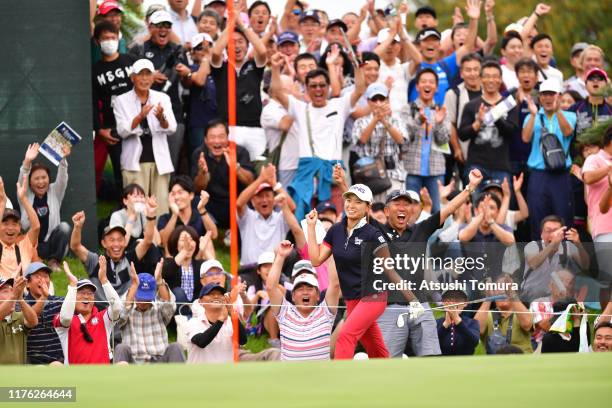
[133,202,146,214]
[100,40,119,56]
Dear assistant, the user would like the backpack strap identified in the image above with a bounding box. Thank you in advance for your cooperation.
[0,244,21,265]
[506,314,514,345]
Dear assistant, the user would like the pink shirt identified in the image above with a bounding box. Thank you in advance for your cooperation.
[583,150,612,238]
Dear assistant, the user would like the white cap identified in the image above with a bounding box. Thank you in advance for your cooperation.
[504,22,523,34]
[343,184,373,203]
[539,79,562,94]
[200,259,224,277]
[293,273,319,290]
[377,28,400,44]
[257,251,275,266]
[191,33,214,48]
[291,260,317,278]
[132,59,155,74]
[149,10,172,25]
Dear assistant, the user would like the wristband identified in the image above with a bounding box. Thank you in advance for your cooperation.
[199,210,208,216]
[534,11,541,17]
[464,185,475,194]
[146,215,156,221]
[486,15,495,22]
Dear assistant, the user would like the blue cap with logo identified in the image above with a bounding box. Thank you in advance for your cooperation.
[316,201,337,214]
[277,31,299,45]
[299,10,319,24]
[136,273,157,302]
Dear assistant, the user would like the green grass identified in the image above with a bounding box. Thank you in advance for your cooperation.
[1,353,609,408]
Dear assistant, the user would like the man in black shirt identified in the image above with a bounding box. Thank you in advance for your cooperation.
[210,13,268,160]
[459,61,519,192]
[191,120,255,229]
[129,10,188,172]
[92,21,134,198]
[371,169,483,357]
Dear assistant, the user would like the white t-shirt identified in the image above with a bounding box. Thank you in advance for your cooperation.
[501,65,519,90]
[238,207,289,266]
[288,94,353,161]
[260,100,300,171]
[379,59,413,116]
[538,66,564,86]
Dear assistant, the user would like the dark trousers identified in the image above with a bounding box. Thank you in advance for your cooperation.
[37,222,71,262]
[527,170,574,240]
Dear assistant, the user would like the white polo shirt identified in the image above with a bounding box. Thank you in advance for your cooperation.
[238,207,289,266]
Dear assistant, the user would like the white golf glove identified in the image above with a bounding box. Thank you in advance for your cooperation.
[409,301,425,320]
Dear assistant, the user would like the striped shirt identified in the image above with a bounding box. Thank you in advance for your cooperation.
[276,298,335,361]
[180,265,194,301]
[24,294,64,364]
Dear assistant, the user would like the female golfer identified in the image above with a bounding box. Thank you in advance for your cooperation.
[307,184,421,359]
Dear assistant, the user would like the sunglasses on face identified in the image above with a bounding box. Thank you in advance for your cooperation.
[154,22,172,29]
[308,83,327,89]
[193,45,205,51]
[588,75,606,82]
[370,95,387,102]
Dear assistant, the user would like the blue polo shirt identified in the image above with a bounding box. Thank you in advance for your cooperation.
[524,108,576,170]
[323,217,387,300]
[409,53,459,105]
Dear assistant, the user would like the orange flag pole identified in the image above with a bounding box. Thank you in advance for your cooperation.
[226,0,239,363]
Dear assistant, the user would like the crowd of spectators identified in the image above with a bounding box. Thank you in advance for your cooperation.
[1,0,611,365]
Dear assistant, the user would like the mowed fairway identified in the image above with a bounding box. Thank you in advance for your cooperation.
[1,353,610,408]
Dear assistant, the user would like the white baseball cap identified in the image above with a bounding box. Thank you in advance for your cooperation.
[200,259,224,277]
[149,10,172,25]
[539,79,562,94]
[343,184,373,203]
[376,28,400,44]
[291,260,317,278]
[191,33,214,48]
[257,251,275,266]
[132,59,155,74]
[293,273,319,290]
[504,22,523,34]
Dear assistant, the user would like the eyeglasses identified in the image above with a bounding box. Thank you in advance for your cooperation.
[308,83,327,89]
[154,22,172,29]
[205,270,224,277]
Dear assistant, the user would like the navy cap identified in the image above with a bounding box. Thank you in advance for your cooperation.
[24,262,52,279]
[299,10,319,24]
[2,208,20,222]
[316,201,337,214]
[76,279,97,292]
[415,6,437,19]
[326,19,348,32]
[416,28,441,42]
[135,273,157,302]
[482,179,503,192]
[277,31,299,45]
[386,189,420,204]
[0,277,14,289]
[199,283,227,298]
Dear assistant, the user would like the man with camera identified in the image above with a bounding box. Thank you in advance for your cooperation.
[128,10,189,172]
[521,79,576,239]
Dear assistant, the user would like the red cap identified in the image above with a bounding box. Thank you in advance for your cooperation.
[585,68,609,82]
[254,183,273,195]
[98,1,123,15]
